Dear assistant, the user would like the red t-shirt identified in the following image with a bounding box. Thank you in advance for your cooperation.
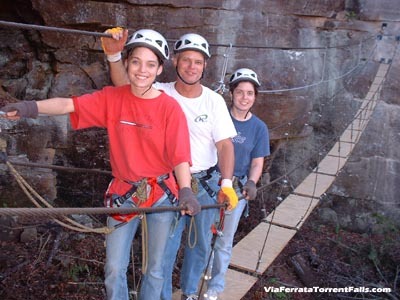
[70,85,191,200]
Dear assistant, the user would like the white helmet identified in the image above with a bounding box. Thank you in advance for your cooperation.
[229,68,261,87]
[125,29,169,61]
[174,33,211,58]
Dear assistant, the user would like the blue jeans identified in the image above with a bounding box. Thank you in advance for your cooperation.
[104,194,175,300]
[161,170,220,299]
[207,176,248,293]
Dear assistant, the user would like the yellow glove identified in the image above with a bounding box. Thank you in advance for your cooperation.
[217,186,238,210]
[101,27,128,62]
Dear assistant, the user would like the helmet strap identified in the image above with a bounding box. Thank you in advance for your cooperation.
[244,109,251,120]
[141,84,153,97]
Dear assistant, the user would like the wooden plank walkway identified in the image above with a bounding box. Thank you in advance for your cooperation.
[211,269,258,300]
[230,223,297,274]
[173,63,389,299]
[172,269,257,300]
[264,194,319,229]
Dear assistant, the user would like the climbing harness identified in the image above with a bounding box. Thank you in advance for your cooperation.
[184,166,219,249]
[104,174,176,273]
[195,165,218,198]
[232,175,245,191]
[104,173,177,223]
[233,175,250,217]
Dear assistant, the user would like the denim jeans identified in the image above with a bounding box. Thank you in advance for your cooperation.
[161,170,220,299]
[104,194,175,300]
[207,176,248,293]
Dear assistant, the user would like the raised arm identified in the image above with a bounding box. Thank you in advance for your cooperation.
[101,27,130,86]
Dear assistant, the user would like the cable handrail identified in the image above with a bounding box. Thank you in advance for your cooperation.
[0,204,225,218]
[259,42,377,94]
[210,34,376,51]
[7,160,112,175]
[0,20,377,51]
[0,20,112,38]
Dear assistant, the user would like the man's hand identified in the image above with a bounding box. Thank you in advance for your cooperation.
[243,179,257,200]
[101,27,128,62]
[217,187,238,210]
[179,187,201,216]
[1,101,38,119]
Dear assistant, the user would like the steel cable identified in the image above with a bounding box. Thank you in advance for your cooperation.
[0,20,112,38]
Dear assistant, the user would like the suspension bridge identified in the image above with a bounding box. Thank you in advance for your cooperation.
[207,62,390,300]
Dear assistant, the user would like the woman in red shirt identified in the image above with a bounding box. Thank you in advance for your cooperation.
[1,29,199,300]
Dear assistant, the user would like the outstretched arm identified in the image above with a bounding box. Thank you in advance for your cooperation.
[1,98,74,120]
[37,98,75,115]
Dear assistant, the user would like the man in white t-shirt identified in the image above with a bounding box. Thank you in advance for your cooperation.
[102,29,238,300]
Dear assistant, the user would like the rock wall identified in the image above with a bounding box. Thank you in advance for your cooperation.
[0,0,399,231]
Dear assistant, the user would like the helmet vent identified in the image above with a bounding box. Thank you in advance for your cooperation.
[173,33,211,58]
[125,29,170,60]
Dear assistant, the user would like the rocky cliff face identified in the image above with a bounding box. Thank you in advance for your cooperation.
[0,0,399,231]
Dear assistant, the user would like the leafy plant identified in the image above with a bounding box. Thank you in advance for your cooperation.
[68,263,90,281]
[345,10,358,20]
[271,291,290,300]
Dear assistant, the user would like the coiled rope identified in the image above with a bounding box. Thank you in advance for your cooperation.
[5,160,112,234]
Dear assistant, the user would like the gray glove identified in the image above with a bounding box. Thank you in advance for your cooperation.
[179,187,201,216]
[243,180,257,200]
[1,101,38,118]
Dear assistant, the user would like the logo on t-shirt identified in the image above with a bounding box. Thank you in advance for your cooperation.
[194,114,208,123]
[232,132,246,144]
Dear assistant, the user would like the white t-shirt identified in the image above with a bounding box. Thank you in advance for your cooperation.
[154,82,237,173]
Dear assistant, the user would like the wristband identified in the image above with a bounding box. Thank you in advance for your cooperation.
[221,178,233,188]
[106,52,122,63]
